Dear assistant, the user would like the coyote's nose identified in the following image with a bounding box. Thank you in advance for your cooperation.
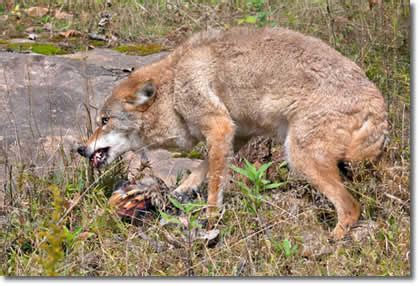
[77,146,87,157]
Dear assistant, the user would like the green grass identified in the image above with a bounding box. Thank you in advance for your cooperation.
[1,0,410,277]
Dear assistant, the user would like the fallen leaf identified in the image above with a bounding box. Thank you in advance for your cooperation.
[25,7,49,18]
[59,29,82,38]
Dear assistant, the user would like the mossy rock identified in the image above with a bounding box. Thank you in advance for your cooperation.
[6,42,66,55]
[186,149,204,159]
[88,40,107,48]
[0,39,9,45]
[173,149,205,160]
[113,43,163,56]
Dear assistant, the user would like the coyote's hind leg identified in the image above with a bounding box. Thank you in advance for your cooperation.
[285,131,360,240]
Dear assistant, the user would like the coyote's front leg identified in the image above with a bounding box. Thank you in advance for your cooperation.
[172,160,208,202]
[200,115,235,224]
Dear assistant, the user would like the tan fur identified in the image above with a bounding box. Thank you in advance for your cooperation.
[81,27,388,239]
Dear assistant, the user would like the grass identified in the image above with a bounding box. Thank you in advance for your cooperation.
[1,0,410,277]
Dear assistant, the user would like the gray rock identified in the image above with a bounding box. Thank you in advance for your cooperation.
[0,49,164,148]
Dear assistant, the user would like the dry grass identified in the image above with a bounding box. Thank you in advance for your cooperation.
[0,0,410,276]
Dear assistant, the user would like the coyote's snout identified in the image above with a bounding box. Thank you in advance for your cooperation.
[78,27,388,239]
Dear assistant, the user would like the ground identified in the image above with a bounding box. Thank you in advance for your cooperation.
[0,0,410,276]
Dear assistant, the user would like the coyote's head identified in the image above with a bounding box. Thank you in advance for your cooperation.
[77,75,158,168]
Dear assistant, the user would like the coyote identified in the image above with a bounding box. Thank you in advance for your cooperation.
[77,27,388,239]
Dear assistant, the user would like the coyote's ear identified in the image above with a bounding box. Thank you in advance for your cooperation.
[135,80,156,105]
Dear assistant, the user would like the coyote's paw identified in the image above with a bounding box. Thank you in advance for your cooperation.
[170,186,199,204]
[171,174,204,203]
[171,190,192,204]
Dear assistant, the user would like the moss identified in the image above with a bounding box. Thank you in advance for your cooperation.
[6,42,66,55]
[186,149,203,159]
[88,40,107,47]
[173,149,204,160]
[113,43,163,56]
[32,44,65,55]
[0,39,9,45]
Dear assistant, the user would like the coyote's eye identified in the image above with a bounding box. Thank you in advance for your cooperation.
[101,116,110,125]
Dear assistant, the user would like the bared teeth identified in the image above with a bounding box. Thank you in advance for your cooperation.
[90,147,109,168]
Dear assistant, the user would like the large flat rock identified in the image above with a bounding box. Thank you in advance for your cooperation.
[0,49,167,145]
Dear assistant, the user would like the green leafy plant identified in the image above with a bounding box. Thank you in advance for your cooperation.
[281,239,298,257]
[62,226,83,250]
[231,160,284,214]
[237,0,275,27]
[272,238,299,258]
[40,15,52,25]
[159,197,207,275]
[160,197,205,231]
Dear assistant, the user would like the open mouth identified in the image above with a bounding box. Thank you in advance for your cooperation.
[90,147,110,168]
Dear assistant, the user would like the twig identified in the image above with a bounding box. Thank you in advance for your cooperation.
[384,192,406,205]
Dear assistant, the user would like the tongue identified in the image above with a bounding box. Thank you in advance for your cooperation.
[91,150,104,168]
